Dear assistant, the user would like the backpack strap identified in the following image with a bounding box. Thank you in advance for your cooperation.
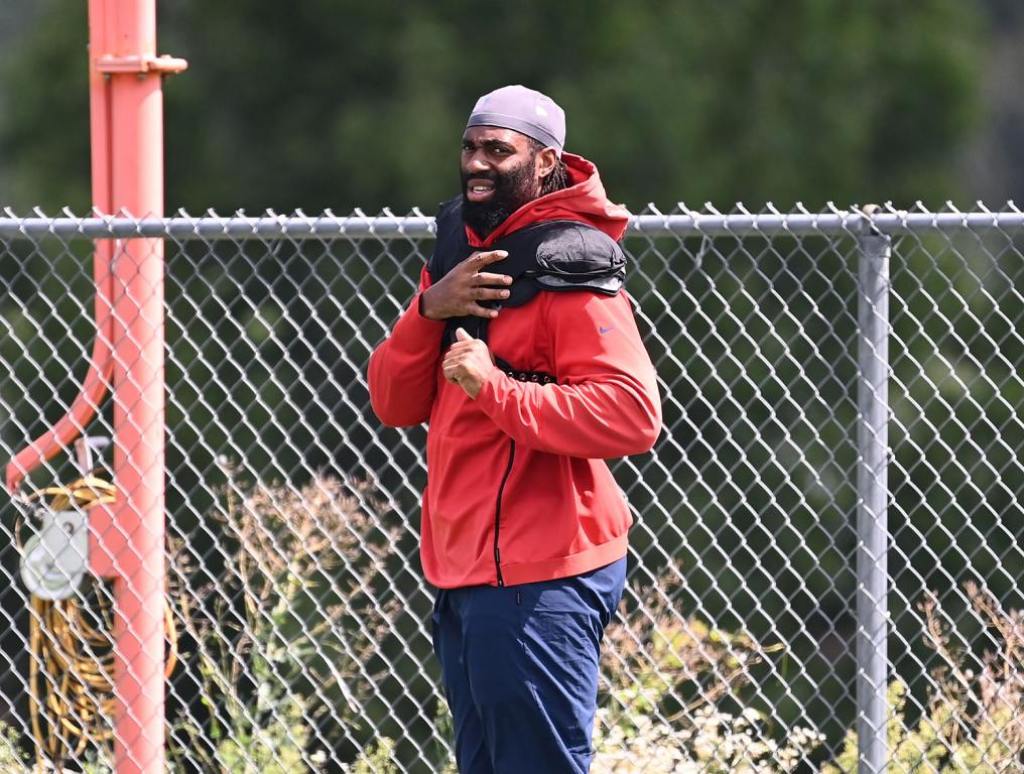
[428,197,627,350]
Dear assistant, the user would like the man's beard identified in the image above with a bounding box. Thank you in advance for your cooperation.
[461,156,539,238]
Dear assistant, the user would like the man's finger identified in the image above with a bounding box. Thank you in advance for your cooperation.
[469,250,508,267]
[474,287,511,301]
[455,327,472,342]
[443,348,468,364]
[443,346,475,363]
[472,272,514,286]
[464,303,499,319]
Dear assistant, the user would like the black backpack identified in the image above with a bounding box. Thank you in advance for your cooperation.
[428,196,628,353]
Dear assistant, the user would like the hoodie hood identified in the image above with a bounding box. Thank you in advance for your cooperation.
[465,153,630,248]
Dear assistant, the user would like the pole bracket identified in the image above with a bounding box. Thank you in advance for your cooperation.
[95,54,188,75]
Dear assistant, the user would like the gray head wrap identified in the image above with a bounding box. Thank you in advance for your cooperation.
[466,85,566,156]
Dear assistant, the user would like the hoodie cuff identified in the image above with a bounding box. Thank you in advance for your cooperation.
[393,293,446,346]
[473,367,509,410]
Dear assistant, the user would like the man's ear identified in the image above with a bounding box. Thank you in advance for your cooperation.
[536,147,559,180]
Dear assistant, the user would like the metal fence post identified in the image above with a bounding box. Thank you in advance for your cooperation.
[855,217,891,774]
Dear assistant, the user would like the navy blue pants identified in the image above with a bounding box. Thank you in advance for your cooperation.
[431,558,627,773]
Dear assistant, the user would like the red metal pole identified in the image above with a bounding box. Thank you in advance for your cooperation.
[3,0,120,495]
[87,2,184,771]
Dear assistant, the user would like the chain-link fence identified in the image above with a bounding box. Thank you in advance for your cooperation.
[0,208,1022,772]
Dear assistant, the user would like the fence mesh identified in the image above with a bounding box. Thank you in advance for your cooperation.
[0,208,1022,772]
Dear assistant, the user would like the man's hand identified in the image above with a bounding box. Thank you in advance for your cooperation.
[421,250,513,320]
[442,328,495,399]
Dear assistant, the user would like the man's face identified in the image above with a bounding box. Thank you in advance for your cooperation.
[460,126,555,237]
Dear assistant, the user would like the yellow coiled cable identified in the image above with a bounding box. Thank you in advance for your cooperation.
[20,476,178,771]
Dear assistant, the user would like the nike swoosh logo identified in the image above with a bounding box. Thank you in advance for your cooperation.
[599,326,614,335]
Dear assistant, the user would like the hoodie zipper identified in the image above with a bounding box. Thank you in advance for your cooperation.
[493,439,516,587]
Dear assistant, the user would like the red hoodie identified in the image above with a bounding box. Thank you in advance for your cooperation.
[368,153,662,588]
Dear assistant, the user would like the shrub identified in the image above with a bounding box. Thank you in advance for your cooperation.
[824,582,1024,773]
[0,721,30,772]
[167,468,398,773]
[593,572,826,772]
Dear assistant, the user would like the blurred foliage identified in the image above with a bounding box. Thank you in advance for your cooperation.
[343,737,400,774]
[824,583,1024,773]
[0,0,984,213]
[167,470,399,772]
[0,721,30,771]
[591,572,826,771]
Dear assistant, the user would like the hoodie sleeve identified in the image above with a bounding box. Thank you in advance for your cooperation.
[472,290,662,458]
[367,266,446,427]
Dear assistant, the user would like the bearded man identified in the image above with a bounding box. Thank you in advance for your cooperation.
[368,85,661,773]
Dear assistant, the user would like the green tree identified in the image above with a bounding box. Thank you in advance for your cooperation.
[1,0,983,214]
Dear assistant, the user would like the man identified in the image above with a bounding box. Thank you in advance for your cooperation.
[368,85,661,773]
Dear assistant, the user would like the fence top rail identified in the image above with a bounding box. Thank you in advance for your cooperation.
[1,209,1023,240]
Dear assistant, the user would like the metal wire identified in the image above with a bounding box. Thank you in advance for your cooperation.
[0,207,1022,772]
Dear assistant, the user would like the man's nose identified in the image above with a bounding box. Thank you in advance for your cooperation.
[463,151,492,173]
